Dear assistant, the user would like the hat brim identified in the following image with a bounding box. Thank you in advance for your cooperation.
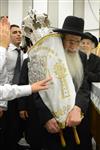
[53,28,84,36]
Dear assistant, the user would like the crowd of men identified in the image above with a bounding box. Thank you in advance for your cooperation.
[0,14,100,150]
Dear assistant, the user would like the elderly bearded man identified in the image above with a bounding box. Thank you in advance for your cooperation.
[36,16,92,150]
[45,16,92,150]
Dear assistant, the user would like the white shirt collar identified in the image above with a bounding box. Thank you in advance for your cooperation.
[8,43,20,51]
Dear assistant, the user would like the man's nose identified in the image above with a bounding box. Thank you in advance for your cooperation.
[17,31,21,35]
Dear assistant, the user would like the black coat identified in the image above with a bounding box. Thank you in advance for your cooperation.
[75,52,100,113]
[86,53,100,82]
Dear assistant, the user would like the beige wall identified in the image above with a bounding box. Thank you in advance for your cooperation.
[0,0,8,17]
[0,0,99,37]
[73,0,84,18]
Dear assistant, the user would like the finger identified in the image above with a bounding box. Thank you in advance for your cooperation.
[1,17,8,26]
[40,77,52,84]
[20,114,24,119]
[44,77,52,83]
[52,126,60,133]
[48,127,59,133]
[52,122,60,132]
[1,17,10,29]
[26,112,29,118]
[2,16,8,22]
[0,112,3,118]
[39,85,49,90]
[22,115,26,120]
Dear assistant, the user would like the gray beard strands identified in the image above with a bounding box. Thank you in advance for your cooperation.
[65,49,84,91]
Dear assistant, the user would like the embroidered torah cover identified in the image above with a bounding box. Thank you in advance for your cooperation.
[28,33,76,128]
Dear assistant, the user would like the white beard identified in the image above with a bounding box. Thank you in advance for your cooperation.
[65,50,84,91]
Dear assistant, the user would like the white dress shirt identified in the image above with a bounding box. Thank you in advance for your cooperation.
[0,46,32,102]
[0,84,32,101]
[0,47,6,72]
[0,46,8,84]
[0,43,24,108]
[0,46,8,108]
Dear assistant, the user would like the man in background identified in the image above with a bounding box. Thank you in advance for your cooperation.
[4,24,26,150]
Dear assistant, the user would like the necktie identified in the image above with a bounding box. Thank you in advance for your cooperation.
[12,49,21,84]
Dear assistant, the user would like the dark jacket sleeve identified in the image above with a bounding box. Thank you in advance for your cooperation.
[32,93,53,125]
[75,51,91,114]
[76,52,100,114]
[75,76,91,114]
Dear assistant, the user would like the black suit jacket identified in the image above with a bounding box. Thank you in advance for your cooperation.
[86,53,100,82]
[75,51,100,114]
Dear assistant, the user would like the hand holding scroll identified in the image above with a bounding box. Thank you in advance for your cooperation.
[66,105,83,127]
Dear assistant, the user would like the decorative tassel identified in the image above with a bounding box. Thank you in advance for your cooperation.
[73,126,80,145]
[59,129,66,147]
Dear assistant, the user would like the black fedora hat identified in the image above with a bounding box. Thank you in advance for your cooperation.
[53,16,84,36]
[81,32,98,48]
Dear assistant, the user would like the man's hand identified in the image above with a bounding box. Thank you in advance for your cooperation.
[0,107,5,118]
[0,16,10,48]
[31,77,52,93]
[44,118,60,133]
[66,105,83,127]
[19,110,28,120]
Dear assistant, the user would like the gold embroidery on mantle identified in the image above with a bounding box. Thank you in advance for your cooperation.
[54,62,70,98]
[28,33,62,52]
